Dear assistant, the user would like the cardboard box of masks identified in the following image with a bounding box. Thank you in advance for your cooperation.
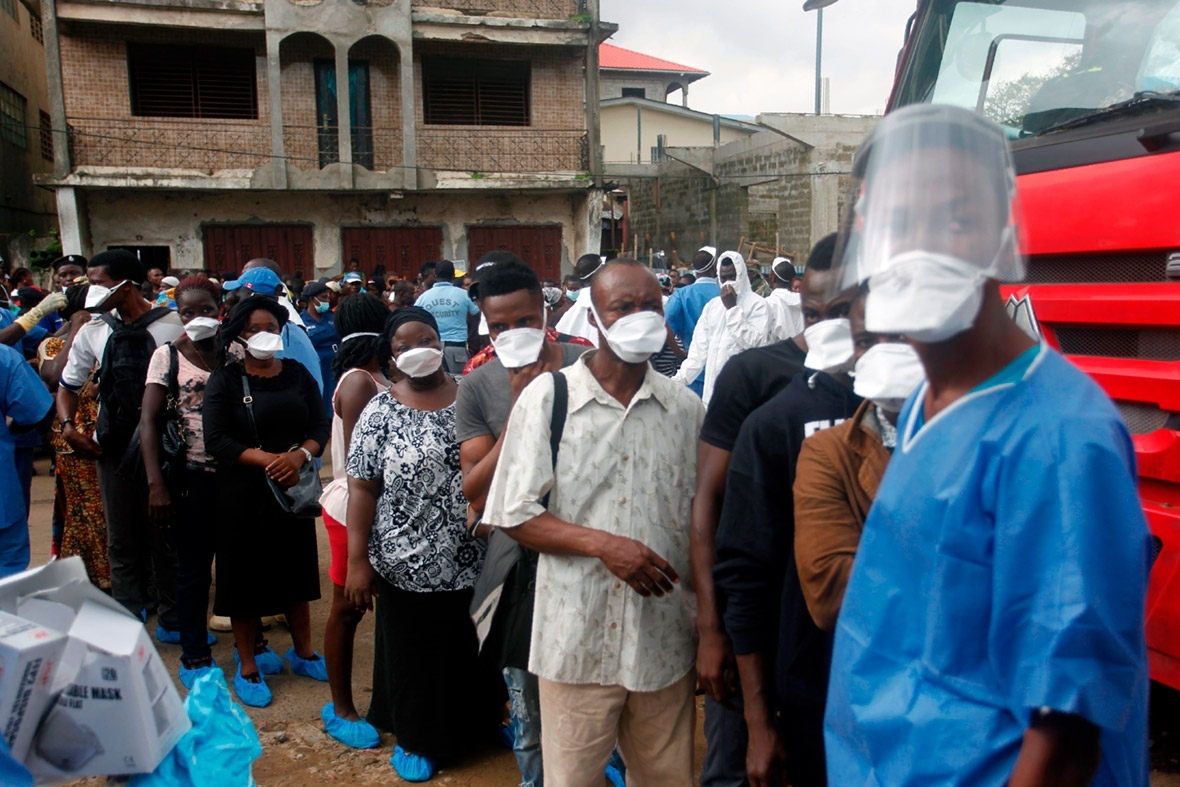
[0,558,190,780]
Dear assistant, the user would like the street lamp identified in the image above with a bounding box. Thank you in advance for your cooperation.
[803,0,839,115]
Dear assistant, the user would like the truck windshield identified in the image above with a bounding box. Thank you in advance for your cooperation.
[894,0,1180,138]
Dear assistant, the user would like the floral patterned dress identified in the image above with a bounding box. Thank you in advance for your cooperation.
[39,336,110,590]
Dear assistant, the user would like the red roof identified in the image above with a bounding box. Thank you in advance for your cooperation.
[599,43,708,75]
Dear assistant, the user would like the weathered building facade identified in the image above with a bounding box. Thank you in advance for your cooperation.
[40,0,613,279]
[612,113,879,265]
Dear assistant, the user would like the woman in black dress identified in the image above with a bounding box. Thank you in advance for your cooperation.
[203,296,331,707]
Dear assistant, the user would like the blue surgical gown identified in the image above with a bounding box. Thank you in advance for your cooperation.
[825,346,1150,786]
[0,344,54,576]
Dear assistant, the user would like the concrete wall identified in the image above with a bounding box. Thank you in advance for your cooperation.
[600,74,666,102]
[601,103,752,164]
[79,188,597,275]
[1,0,57,236]
[622,115,877,264]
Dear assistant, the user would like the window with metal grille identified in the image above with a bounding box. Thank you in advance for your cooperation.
[30,12,42,43]
[39,110,52,161]
[422,56,530,126]
[0,82,27,148]
[128,43,258,119]
[0,0,14,20]
[621,87,646,98]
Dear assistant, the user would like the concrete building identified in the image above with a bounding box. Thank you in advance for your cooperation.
[613,113,879,265]
[1,0,57,248]
[601,97,760,166]
[39,0,615,279]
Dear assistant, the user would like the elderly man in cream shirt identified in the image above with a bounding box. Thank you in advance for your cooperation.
[484,259,704,787]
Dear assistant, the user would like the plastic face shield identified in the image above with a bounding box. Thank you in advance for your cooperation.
[828,104,1025,306]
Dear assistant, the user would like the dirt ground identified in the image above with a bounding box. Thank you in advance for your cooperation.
[21,452,1180,785]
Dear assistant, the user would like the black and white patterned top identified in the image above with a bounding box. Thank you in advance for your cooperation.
[345,389,485,592]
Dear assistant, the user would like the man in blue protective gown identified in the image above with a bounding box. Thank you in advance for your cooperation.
[824,105,1150,787]
[0,342,54,576]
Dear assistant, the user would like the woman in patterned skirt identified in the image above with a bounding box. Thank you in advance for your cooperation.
[37,283,110,590]
[344,307,500,783]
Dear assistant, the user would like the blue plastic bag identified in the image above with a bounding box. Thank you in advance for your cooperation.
[129,667,262,787]
[0,736,32,787]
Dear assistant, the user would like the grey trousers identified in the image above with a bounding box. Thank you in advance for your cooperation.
[442,345,470,374]
[701,691,750,787]
[96,449,179,629]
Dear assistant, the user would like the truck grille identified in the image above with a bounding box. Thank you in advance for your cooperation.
[1055,327,1180,361]
[1115,401,1169,434]
[1026,252,1170,284]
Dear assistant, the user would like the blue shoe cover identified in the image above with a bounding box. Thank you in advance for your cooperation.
[138,608,148,623]
[605,764,626,787]
[155,624,180,645]
[321,703,380,749]
[285,647,329,682]
[497,721,515,749]
[233,668,272,708]
[206,631,217,646]
[235,645,285,675]
[391,746,435,782]
[179,661,218,690]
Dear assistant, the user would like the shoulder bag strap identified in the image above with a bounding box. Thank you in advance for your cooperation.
[240,369,262,449]
[168,343,180,403]
[541,371,568,512]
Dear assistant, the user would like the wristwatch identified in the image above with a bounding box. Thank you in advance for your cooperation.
[61,419,75,430]
[297,446,314,465]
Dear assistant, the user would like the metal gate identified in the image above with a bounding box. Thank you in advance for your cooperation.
[340,226,443,281]
[202,225,313,277]
[467,225,563,282]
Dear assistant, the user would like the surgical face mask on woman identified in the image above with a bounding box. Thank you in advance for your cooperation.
[314,299,331,315]
[395,346,444,378]
[803,317,855,374]
[852,341,926,414]
[588,298,667,364]
[183,316,220,343]
[243,331,283,360]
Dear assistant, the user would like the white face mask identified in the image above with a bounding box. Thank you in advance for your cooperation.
[84,281,126,311]
[803,317,855,374]
[244,331,283,360]
[853,342,926,414]
[184,316,220,343]
[395,346,444,378]
[589,298,667,364]
[866,251,986,343]
[492,327,546,369]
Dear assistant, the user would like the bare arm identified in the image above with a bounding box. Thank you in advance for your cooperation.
[505,511,679,598]
[691,442,735,700]
[1009,714,1101,787]
[460,434,501,513]
[141,383,172,522]
[736,652,789,787]
[343,476,381,610]
[55,385,101,459]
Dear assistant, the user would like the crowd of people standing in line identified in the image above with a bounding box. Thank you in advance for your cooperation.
[0,105,1155,787]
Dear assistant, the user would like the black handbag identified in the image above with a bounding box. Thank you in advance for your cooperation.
[241,370,323,518]
[119,343,187,485]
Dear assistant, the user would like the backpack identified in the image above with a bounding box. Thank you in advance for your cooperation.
[95,308,172,454]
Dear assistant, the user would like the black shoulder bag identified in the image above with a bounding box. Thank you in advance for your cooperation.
[471,371,568,670]
[241,370,324,518]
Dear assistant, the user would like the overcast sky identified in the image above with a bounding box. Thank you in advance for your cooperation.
[599,0,918,117]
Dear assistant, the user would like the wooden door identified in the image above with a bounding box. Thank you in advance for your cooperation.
[467,225,563,282]
[202,224,313,277]
[340,226,443,280]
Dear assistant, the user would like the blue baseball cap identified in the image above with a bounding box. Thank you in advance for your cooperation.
[223,267,283,293]
[343,272,364,283]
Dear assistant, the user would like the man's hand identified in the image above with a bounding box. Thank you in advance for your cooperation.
[265,451,302,488]
[598,534,679,597]
[147,482,174,525]
[507,360,548,403]
[69,310,93,330]
[746,718,789,787]
[697,626,737,702]
[721,284,738,310]
[63,423,101,459]
[344,558,379,611]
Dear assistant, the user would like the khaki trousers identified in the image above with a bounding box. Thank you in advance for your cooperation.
[538,670,695,787]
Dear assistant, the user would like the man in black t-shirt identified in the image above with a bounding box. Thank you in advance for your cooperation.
[456,258,589,787]
[713,263,862,787]
[693,236,838,787]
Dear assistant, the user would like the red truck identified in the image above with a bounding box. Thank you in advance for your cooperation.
[874,0,1180,689]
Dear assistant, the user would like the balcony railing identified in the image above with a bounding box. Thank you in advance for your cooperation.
[283,125,404,172]
[68,117,271,171]
[411,0,584,20]
[418,127,588,173]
